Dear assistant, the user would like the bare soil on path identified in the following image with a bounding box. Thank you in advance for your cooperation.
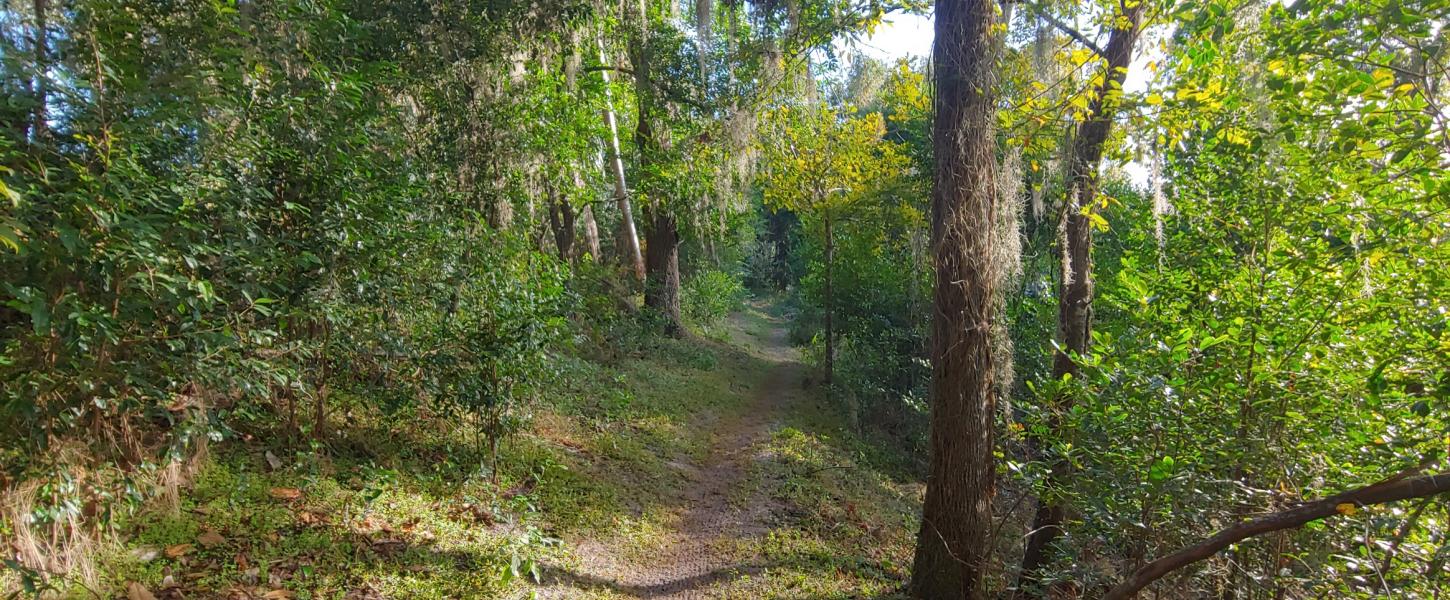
[539,303,803,599]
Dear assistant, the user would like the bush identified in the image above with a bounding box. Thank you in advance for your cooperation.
[682,270,745,329]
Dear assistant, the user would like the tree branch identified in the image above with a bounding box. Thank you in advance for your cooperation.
[1026,5,1107,58]
[583,65,635,76]
[1101,469,1450,600]
[588,64,708,111]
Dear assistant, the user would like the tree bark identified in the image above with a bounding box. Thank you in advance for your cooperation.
[598,39,646,282]
[548,191,577,262]
[1101,471,1450,600]
[580,204,602,260]
[629,9,684,335]
[31,0,49,140]
[908,0,1001,595]
[768,209,795,288]
[1017,4,1146,593]
[643,207,682,334]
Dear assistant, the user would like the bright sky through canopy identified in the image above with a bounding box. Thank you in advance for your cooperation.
[859,12,1158,184]
[857,13,934,60]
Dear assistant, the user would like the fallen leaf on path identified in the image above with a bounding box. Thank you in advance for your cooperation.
[164,543,193,558]
[263,590,296,599]
[269,487,302,500]
[345,586,385,600]
[126,582,158,600]
[297,510,327,525]
[197,529,226,547]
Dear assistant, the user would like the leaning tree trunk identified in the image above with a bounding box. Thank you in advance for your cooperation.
[908,0,1002,595]
[1103,469,1450,600]
[598,39,646,282]
[1016,3,1147,595]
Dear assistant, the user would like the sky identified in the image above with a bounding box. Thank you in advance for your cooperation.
[856,12,1159,186]
[856,13,935,61]
[857,12,1158,93]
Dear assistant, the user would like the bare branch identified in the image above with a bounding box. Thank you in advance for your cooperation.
[1027,5,1107,58]
[1101,469,1450,600]
[583,65,635,75]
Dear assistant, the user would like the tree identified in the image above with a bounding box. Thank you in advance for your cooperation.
[759,104,907,388]
[595,40,647,281]
[909,0,1005,595]
[1016,0,1150,593]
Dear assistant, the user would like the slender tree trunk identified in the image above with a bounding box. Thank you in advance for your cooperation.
[1017,4,1147,595]
[909,0,1002,594]
[31,0,49,140]
[769,209,794,288]
[1103,470,1450,600]
[823,208,834,388]
[598,40,646,282]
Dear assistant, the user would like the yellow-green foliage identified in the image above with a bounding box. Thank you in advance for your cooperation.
[758,105,909,219]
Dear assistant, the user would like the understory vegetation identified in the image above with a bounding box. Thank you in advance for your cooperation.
[2,0,1447,598]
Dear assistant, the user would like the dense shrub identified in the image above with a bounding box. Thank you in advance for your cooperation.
[683,269,746,330]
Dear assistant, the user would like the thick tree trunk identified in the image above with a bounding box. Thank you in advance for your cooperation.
[1017,4,1147,595]
[908,0,1001,595]
[548,193,577,262]
[598,40,646,282]
[580,204,602,260]
[643,207,682,334]
[629,14,684,335]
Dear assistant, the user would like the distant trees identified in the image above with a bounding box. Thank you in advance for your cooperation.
[759,105,907,388]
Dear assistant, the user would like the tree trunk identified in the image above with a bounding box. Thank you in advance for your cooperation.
[548,193,577,262]
[644,207,683,334]
[576,166,602,260]
[629,12,683,335]
[31,0,49,140]
[598,39,646,282]
[908,0,1002,595]
[580,204,602,260]
[768,209,794,288]
[1017,4,1147,595]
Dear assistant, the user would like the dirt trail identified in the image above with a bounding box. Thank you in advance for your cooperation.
[541,304,800,599]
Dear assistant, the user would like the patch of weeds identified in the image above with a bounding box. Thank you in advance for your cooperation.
[101,438,560,599]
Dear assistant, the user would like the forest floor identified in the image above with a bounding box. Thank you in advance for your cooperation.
[89,298,921,599]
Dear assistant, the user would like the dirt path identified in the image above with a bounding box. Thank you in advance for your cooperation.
[541,304,801,599]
